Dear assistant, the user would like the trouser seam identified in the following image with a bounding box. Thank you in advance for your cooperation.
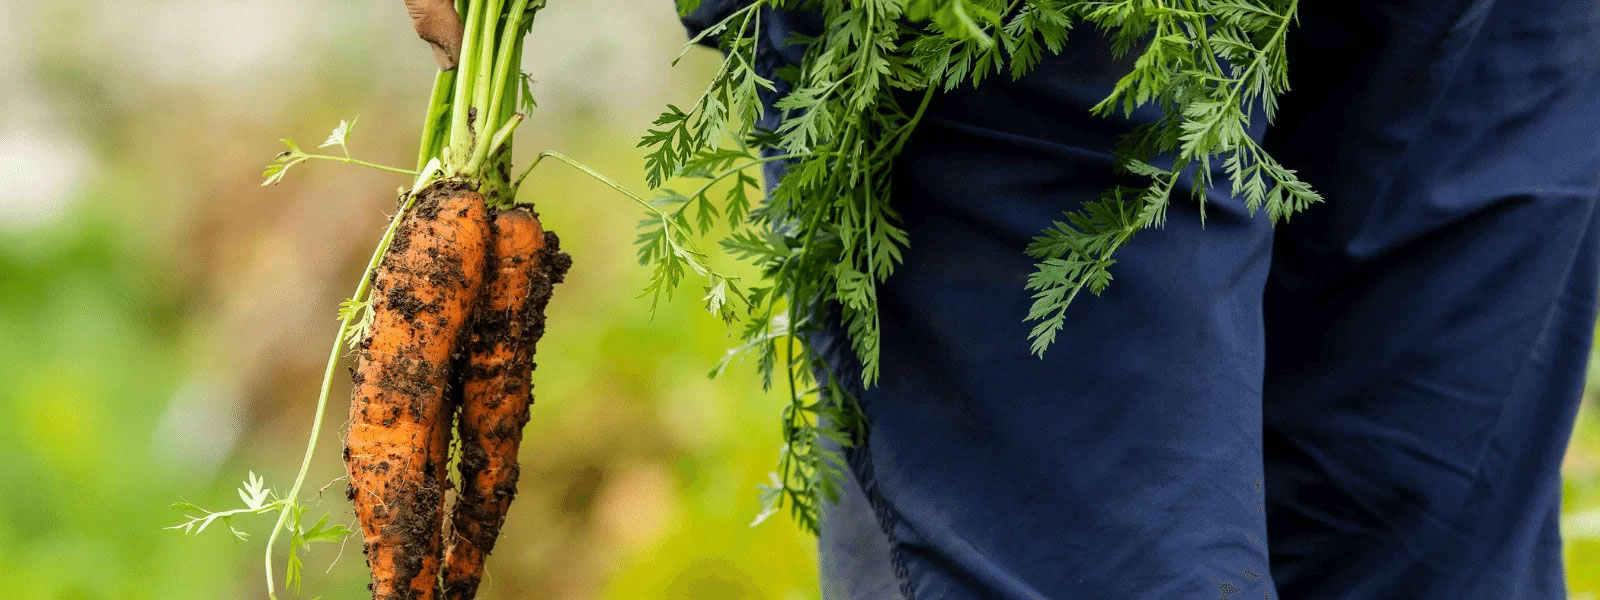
[845,416,917,600]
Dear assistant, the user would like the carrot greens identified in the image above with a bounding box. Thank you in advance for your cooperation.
[645,0,1316,532]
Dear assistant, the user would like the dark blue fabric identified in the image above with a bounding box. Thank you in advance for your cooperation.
[677,2,1600,598]
[1259,2,1600,598]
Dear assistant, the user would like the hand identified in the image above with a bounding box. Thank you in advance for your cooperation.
[404,0,466,70]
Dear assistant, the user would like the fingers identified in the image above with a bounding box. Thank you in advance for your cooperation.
[405,0,466,70]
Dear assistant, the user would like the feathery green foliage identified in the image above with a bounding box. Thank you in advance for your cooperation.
[647,0,1313,532]
[1024,0,1317,355]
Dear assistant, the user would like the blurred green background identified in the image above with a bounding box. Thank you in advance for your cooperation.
[0,2,1596,599]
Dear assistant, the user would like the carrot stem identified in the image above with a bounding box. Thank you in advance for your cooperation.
[295,154,419,176]
[517,151,658,214]
[466,113,523,175]
[419,69,458,171]
[470,0,505,149]
[448,0,486,167]
[481,0,528,154]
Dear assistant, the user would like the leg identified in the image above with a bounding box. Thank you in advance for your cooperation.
[812,29,1278,599]
[1261,2,1600,597]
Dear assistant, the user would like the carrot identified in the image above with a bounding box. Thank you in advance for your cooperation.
[345,182,489,600]
[442,207,569,599]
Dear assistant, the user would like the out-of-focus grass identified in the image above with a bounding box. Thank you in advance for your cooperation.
[0,1,1596,598]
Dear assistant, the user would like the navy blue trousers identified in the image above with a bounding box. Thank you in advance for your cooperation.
[682,2,1600,598]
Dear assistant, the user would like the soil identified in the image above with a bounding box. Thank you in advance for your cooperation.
[345,184,573,599]
[440,207,571,599]
[346,180,489,600]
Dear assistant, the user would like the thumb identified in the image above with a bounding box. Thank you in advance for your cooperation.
[404,0,466,70]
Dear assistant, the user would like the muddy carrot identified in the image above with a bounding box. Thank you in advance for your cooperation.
[442,207,569,600]
[345,182,489,600]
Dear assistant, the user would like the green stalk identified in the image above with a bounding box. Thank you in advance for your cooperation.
[296,153,419,175]
[501,31,524,125]
[481,0,529,153]
[487,31,527,204]
[520,151,659,214]
[466,113,524,175]
[448,0,487,167]
[470,0,506,147]
[418,69,458,171]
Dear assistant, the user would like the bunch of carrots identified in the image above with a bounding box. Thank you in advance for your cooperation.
[343,2,569,599]
[345,181,569,599]
[174,3,695,597]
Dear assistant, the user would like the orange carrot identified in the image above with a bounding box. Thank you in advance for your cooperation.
[442,207,569,599]
[345,182,488,600]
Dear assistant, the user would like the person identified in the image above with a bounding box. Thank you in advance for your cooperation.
[676,2,1600,599]
[408,1,1600,598]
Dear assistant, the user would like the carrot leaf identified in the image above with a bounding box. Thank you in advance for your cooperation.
[317,116,358,158]
[337,298,374,351]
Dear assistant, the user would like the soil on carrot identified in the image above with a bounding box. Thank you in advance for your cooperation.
[346,181,489,600]
[366,482,443,595]
[441,207,570,599]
